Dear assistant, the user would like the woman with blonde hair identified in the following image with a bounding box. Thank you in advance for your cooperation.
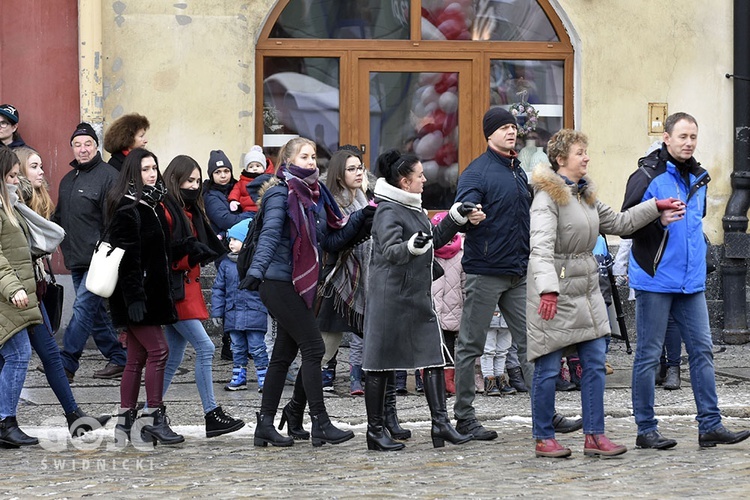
[0,148,43,447]
[244,137,372,447]
[12,147,54,219]
[11,146,110,437]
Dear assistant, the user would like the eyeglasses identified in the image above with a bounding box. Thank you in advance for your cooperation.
[345,165,366,173]
[0,121,12,129]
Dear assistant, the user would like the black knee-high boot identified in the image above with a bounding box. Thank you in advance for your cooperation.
[384,372,412,440]
[365,372,405,451]
[423,367,473,448]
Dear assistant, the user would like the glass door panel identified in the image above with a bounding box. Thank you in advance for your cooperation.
[359,60,472,210]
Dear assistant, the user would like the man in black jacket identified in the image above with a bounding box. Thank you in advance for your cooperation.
[52,123,126,381]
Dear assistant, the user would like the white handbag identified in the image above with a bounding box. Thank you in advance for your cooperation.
[85,241,125,298]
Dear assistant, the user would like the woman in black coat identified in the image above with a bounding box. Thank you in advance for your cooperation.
[362,150,484,451]
[106,148,183,446]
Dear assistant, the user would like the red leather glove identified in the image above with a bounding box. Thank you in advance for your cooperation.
[538,293,558,321]
[655,197,682,211]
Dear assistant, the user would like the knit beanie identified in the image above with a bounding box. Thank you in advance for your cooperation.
[227,218,251,242]
[208,149,232,177]
[70,122,99,145]
[482,107,517,139]
[243,145,266,169]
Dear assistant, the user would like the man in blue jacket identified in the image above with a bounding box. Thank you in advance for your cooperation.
[622,112,750,449]
[453,108,581,440]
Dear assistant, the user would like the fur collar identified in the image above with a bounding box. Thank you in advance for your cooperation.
[373,178,422,211]
[256,176,282,208]
[530,163,597,207]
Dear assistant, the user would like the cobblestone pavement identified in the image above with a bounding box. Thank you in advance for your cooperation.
[6,342,750,498]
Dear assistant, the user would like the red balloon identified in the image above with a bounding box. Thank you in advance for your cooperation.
[437,19,463,40]
[435,72,459,93]
[419,109,447,135]
[442,112,458,135]
[437,9,466,29]
[435,143,458,167]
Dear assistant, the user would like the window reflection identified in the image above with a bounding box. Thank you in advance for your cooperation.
[422,0,557,42]
[370,72,459,210]
[271,0,409,39]
[263,58,340,166]
[489,59,563,173]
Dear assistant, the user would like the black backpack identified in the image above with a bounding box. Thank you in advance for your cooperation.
[236,210,263,280]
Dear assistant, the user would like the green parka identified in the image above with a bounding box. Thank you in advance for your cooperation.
[0,189,42,347]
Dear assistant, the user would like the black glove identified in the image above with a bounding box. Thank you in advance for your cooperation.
[361,204,376,219]
[239,275,262,291]
[128,301,147,323]
[188,241,218,267]
[413,232,433,248]
[457,201,477,217]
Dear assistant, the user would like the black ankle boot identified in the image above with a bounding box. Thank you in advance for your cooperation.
[114,408,137,446]
[279,397,310,440]
[310,412,354,447]
[255,412,294,447]
[65,408,112,437]
[423,368,473,448]
[366,372,405,451]
[205,406,245,438]
[221,332,233,361]
[140,406,185,445]
[384,373,411,440]
[0,416,38,447]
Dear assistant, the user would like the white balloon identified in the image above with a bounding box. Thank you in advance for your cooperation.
[414,131,443,160]
[438,91,458,114]
[438,163,459,188]
[421,85,439,106]
[418,72,443,85]
[421,18,447,41]
[422,160,440,183]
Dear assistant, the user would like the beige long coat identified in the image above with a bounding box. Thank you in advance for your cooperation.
[526,164,659,361]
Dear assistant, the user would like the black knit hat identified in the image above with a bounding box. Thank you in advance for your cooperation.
[0,104,19,125]
[208,150,232,177]
[482,107,517,139]
[70,122,99,145]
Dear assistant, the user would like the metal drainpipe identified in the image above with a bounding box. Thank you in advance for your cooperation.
[721,0,750,344]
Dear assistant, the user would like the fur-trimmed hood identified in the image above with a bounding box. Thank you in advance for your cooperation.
[255,175,282,208]
[530,163,597,207]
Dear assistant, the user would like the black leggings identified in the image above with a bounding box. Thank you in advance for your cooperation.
[259,280,326,416]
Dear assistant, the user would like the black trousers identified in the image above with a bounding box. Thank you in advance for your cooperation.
[259,279,326,416]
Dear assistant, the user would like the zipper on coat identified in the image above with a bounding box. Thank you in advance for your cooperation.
[653,230,669,274]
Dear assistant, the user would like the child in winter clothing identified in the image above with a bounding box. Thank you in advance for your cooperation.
[228,145,273,213]
[211,219,270,392]
[481,307,516,396]
[430,211,464,395]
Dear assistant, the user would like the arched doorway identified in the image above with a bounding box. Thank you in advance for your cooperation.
[256,0,574,209]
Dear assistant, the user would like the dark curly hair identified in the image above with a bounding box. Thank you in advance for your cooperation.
[103,113,150,154]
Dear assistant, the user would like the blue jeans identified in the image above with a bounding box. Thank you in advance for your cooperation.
[163,319,217,414]
[632,291,722,435]
[229,329,269,370]
[0,329,32,419]
[661,316,682,367]
[61,270,126,373]
[532,336,607,439]
[30,302,77,414]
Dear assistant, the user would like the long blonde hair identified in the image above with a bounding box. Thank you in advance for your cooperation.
[12,146,55,219]
[0,149,20,227]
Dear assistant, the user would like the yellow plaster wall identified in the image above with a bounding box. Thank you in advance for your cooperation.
[101,0,275,175]
[558,0,733,240]
[101,1,735,239]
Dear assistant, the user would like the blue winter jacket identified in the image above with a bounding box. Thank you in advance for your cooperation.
[203,180,252,239]
[248,178,365,283]
[620,144,710,293]
[211,255,268,332]
[455,147,532,276]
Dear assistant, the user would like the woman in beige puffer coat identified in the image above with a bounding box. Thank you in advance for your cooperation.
[528,129,684,459]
